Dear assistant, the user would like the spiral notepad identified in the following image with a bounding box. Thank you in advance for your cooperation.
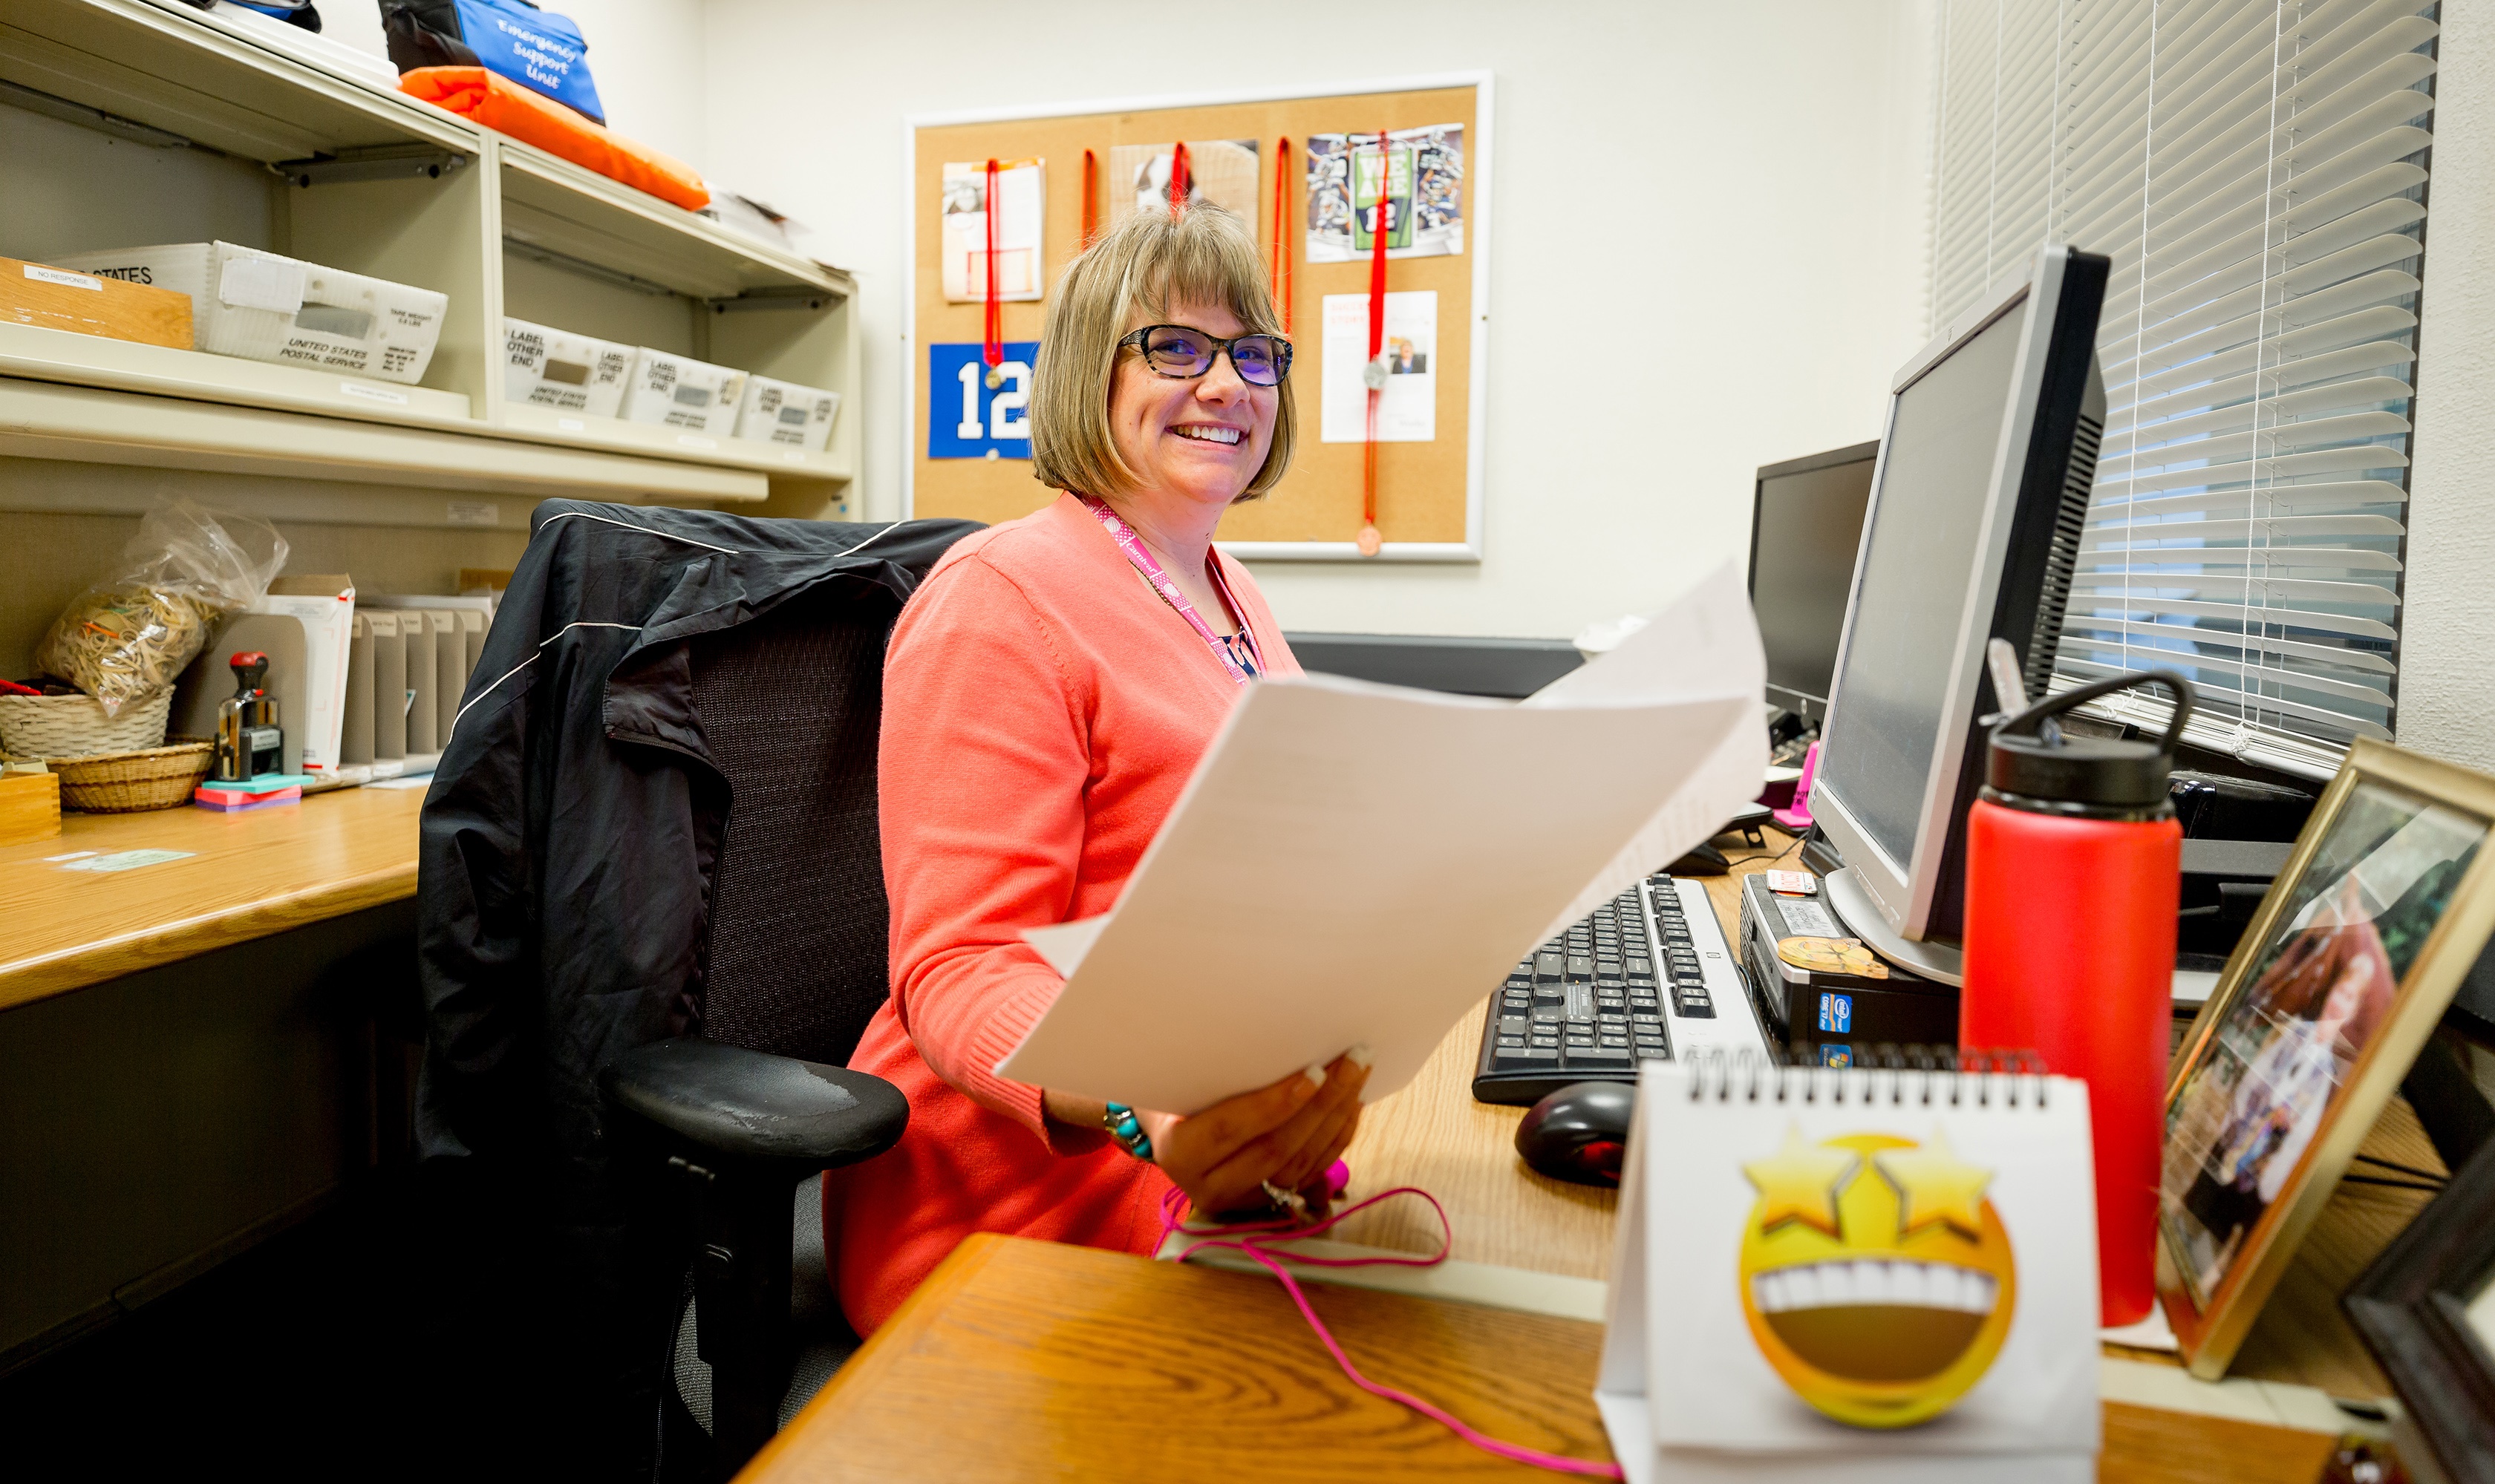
[1596,1054,2100,1483]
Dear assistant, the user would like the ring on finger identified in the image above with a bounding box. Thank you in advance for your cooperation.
[1259,1180,1311,1220]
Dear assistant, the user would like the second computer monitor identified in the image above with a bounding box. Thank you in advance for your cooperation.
[1808,243,2109,984]
[1750,442,1880,725]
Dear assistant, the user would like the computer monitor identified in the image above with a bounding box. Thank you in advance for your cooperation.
[1749,442,1879,725]
[1810,244,2109,985]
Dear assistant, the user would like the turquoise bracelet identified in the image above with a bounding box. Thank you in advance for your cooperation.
[1102,1100,1155,1162]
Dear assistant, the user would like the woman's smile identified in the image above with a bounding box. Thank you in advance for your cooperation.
[1106,296,1279,509]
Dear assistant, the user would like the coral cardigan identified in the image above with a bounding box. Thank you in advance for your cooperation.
[826,491,1299,1335]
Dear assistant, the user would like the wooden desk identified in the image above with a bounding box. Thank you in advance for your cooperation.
[748,1235,2342,1484]
[748,832,2404,1482]
[748,1234,1616,1483]
[0,783,425,1011]
[0,782,426,1365]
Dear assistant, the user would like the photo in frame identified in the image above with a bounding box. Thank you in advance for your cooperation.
[2158,739,2495,1379]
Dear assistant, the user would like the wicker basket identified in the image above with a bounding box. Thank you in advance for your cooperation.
[0,688,172,759]
[53,740,214,814]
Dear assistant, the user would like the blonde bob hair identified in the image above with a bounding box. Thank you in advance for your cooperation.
[1029,203,1296,502]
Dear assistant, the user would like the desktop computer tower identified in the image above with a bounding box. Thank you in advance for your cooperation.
[1738,875,1957,1065]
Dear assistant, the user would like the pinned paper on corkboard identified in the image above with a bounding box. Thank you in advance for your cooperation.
[1106,140,1261,229]
[940,157,1046,304]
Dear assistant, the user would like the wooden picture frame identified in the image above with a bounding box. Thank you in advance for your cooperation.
[2344,1132,2495,1483]
[2157,738,2495,1379]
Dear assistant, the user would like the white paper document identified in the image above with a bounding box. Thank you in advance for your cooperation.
[940,158,1045,304]
[994,561,1767,1117]
[250,586,355,774]
[1320,290,1438,442]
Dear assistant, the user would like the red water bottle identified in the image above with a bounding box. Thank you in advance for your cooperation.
[1961,667,2192,1327]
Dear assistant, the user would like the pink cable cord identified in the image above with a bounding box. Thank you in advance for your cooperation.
[1158,1185,1625,1479]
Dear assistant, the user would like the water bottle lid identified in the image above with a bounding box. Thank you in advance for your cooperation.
[1986,670,2195,808]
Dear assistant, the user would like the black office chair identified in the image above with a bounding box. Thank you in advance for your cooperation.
[598,587,913,1476]
[416,504,982,1480]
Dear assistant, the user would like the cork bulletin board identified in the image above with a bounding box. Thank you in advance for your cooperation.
[903,73,1493,560]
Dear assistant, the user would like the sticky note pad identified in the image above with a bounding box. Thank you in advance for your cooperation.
[196,785,302,811]
[212,773,313,795]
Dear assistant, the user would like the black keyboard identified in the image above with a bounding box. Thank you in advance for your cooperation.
[1470,871,1769,1105]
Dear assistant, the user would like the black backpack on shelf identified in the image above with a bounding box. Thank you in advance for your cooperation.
[182,0,322,33]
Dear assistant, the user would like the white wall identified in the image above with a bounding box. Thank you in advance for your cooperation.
[699,0,1934,639]
[2398,2,2495,774]
[541,0,710,166]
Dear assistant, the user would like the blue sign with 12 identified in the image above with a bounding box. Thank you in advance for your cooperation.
[928,341,1040,460]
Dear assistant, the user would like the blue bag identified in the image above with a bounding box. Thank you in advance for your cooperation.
[223,1,322,31]
[383,0,605,125]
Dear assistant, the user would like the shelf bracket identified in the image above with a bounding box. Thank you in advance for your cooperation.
[503,237,684,298]
[706,288,832,314]
[1,79,192,148]
[277,147,469,188]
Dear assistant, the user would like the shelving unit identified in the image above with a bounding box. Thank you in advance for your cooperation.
[0,0,856,513]
[0,321,476,427]
[491,141,857,501]
[4,0,472,160]
[0,376,768,502]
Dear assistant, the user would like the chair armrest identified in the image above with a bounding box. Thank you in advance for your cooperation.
[601,1038,908,1174]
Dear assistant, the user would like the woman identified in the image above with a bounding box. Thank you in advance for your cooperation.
[827,203,1369,1336]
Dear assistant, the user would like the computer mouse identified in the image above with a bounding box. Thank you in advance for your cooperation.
[1515,1080,1636,1186]
[1668,841,1732,875]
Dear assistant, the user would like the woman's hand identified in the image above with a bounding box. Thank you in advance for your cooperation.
[1147,1050,1372,1218]
[1046,1050,1372,1219]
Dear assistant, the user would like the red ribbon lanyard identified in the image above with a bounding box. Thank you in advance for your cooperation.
[1360,129,1390,553]
[1081,148,1098,246]
[1077,495,1262,685]
[1271,137,1294,335]
[982,157,1003,376]
[1168,141,1192,219]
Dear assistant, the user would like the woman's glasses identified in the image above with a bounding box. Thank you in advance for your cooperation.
[1119,324,1293,387]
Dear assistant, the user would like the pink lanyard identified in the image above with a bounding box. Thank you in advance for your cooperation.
[1078,494,1263,685]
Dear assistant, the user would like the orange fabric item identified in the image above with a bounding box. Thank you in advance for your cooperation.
[827,493,1302,1336]
[398,67,709,212]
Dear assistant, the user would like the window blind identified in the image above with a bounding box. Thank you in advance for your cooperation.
[1927,0,2439,778]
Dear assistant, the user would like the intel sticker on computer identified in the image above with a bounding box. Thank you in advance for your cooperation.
[1816,991,1852,1035]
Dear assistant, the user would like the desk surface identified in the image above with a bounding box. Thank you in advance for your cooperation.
[746,1233,2344,1484]
[0,783,426,1012]
[744,836,2374,1481]
[753,1234,1618,1482]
